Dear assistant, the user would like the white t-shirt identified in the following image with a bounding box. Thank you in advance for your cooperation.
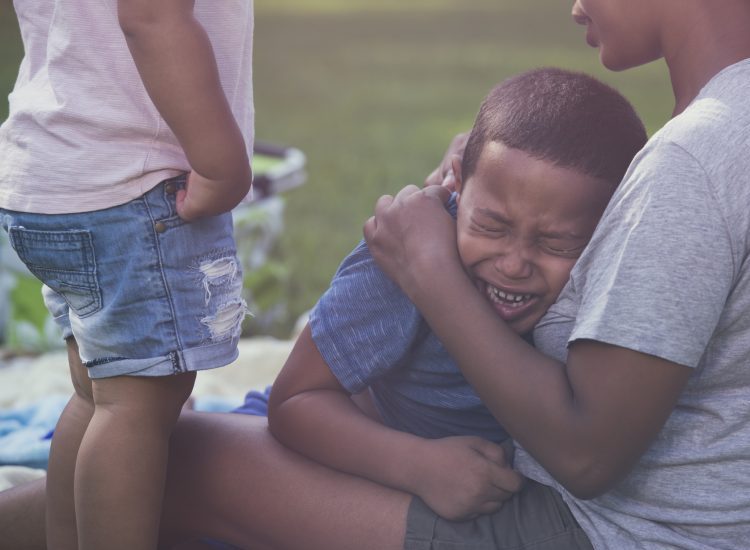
[520,59,750,549]
[0,0,254,213]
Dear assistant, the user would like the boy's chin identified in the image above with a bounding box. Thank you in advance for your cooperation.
[509,318,535,338]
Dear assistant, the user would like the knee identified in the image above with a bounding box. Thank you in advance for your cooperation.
[92,371,196,432]
[162,371,197,407]
[137,372,197,428]
[66,337,94,403]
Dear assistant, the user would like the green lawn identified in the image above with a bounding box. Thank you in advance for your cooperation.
[0,0,672,337]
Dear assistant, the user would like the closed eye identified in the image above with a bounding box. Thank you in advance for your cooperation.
[540,241,586,258]
[471,222,509,237]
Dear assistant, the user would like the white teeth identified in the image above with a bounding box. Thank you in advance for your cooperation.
[485,284,531,307]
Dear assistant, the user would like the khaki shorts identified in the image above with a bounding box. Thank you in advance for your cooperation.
[404,480,593,550]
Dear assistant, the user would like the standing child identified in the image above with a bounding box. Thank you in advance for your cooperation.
[266,67,647,521]
[0,1,253,549]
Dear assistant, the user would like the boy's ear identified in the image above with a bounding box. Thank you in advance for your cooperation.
[451,154,464,197]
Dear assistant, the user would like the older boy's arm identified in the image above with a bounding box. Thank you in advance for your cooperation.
[423,132,469,190]
[117,0,251,220]
[364,186,692,499]
[267,323,522,520]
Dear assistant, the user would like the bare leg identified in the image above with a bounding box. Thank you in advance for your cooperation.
[351,390,382,421]
[75,371,195,550]
[0,479,47,550]
[45,338,94,550]
[1,411,411,550]
[159,412,410,550]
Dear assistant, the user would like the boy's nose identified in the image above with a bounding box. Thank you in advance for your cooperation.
[493,246,533,280]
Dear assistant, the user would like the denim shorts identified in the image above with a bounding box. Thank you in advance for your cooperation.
[404,480,593,550]
[0,176,248,378]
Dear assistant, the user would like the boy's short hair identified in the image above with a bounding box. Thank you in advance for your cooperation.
[462,67,647,185]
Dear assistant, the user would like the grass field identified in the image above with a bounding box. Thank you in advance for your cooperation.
[0,1,672,337]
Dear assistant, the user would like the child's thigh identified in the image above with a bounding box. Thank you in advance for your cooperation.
[161,412,411,550]
[405,480,593,550]
[2,177,245,379]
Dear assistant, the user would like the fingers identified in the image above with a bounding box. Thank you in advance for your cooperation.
[393,184,421,201]
[373,193,395,216]
[364,183,453,252]
[473,438,508,464]
[488,464,525,495]
[424,131,470,189]
[441,169,457,192]
[424,165,455,190]
[371,183,449,217]
[175,189,197,222]
[422,183,452,204]
[470,439,525,495]
[449,493,508,522]
[475,499,505,517]
[424,166,443,187]
[363,215,376,242]
[364,194,393,242]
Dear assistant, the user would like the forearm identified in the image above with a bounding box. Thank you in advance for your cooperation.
[118,0,251,206]
[268,390,426,495]
[404,261,628,496]
[364,182,692,498]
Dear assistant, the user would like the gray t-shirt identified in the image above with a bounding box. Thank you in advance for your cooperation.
[518,59,750,549]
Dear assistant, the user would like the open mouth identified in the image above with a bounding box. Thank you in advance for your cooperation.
[482,282,539,330]
[484,283,533,309]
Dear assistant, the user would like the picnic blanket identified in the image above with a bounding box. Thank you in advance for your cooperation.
[0,335,296,476]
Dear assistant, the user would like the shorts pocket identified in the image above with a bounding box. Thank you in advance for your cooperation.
[8,226,102,317]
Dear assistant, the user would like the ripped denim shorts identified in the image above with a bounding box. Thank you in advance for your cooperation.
[0,175,248,378]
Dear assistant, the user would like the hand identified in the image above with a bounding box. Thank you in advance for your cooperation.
[176,169,251,222]
[424,132,469,190]
[363,184,458,298]
[412,436,524,521]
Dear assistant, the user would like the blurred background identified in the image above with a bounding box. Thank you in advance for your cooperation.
[0,0,672,347]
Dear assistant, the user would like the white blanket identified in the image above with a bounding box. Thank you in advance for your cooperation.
[0,334,296,489]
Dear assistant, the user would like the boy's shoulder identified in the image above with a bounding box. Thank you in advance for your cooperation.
[644,60,750,178]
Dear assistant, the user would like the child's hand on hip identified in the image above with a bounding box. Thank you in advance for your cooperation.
[176,170,252,222]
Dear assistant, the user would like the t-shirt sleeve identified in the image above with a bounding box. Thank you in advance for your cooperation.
[569,141,735,368]
[309,239,425,393]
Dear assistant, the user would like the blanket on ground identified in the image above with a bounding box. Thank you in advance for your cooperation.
[0,336,293,477]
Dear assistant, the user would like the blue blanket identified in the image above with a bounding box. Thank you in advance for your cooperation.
[0,395,67,470]
[0,387,272,470]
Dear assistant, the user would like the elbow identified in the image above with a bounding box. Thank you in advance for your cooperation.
[562,477,613,501]
[234,164,253,201]
[117,0,176,38]
[266,385,298,443]
[552,452,627,500]
[117,0,147,35]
